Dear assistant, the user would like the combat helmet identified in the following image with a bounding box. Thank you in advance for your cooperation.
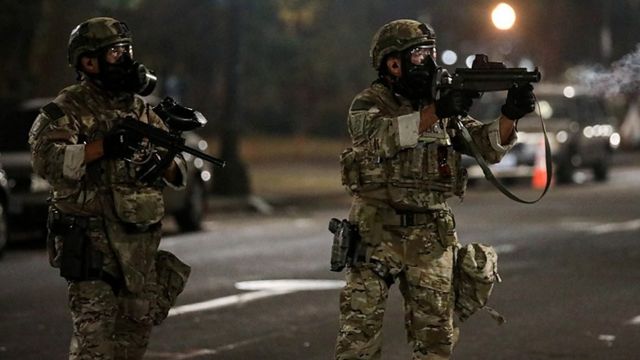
[68,17,132,68]
[369,19,436,70]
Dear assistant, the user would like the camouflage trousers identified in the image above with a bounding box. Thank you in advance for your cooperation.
[335,206,458,360]
[66,221,161,360]
[68,278,156,360]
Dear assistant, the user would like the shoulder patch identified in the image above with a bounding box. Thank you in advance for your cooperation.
[350,98,377,112]
[41,102,65,121]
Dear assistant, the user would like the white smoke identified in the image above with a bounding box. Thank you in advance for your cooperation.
[567,44,640,97]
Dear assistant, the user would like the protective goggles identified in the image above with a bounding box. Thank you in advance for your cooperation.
[104,43,133,62]
[408,45,436,65]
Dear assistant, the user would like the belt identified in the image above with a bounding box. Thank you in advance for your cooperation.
[379,210,438,227]
[49,208,103,232]
[396,212,435,226]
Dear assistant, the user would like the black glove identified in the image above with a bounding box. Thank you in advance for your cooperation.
[102,127,143,159]
[501,84,536,120]
[136,149,178,184]
[435,90,475,119]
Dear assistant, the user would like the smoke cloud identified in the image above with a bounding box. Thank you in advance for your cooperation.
[569,44,640,97]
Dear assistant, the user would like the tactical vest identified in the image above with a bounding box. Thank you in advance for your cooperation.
[51,82,165,224]
[341,85,468,211]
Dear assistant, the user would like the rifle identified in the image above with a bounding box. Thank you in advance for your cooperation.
[118,97,226,168]
[438,54,541,93]
[437,54,552,204]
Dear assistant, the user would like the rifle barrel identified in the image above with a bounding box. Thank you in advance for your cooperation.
[172,142,226,167]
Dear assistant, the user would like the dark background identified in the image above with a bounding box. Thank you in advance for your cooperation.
[3,0,640,138]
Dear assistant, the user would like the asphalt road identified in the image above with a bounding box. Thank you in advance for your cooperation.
[1,166,639,360]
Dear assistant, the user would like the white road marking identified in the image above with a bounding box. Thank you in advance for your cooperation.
[146,330,283,358]
[561,218,640,235]
[493,244,517,254]
[597,334,616,347]
[589,219,640,235]
[168,289,290,317]
[235,279,345,291]
[146,348,219,359]
[168,279,345,317]
[626,315,640,325]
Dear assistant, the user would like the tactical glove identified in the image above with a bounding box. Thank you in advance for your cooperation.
[501,84,536,120]
[103,127,143,159]
[136,149,178,184]
[435,90,475,119]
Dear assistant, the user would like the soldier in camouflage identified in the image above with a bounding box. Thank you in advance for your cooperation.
[29,17,191,359]
[335,19,535,359]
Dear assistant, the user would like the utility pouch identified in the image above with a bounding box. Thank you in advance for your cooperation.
[340,148,360,193]
[328,218,361,272]
[112,184,164,225]
[48,208,102,281]
[454,243,505,324]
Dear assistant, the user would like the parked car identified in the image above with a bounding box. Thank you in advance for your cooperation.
[0,97,213,242]
[464,83,620,184]
[0,98,51,241]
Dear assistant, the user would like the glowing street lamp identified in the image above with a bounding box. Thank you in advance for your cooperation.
[491,3,516,30]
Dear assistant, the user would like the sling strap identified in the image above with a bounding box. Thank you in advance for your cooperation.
[453,112,552,204]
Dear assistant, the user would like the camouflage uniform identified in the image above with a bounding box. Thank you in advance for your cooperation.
[29,18,188,360]
[335,20,516,360]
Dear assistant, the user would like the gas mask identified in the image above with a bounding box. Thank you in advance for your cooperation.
[94,44,157,96]
[393,45,440,103]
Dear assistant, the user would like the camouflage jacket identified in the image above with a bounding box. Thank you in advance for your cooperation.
[29,80,187,223]
[341,81,516,211]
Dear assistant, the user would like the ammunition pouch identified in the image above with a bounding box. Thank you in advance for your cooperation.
[341,142,468,211]
[47,208,103,282]
[434,209,458,248]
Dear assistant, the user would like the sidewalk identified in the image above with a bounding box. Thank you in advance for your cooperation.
[207,191,350,216]
[206,146,639,215]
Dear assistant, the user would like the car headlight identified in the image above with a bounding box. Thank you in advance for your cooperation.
[0,170,7,188]
[609,132,621,149]
[556,130,568,144]
[583,126,594,138]
[200,170,211,182]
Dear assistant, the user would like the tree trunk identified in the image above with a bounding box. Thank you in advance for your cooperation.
[212,0,251,196]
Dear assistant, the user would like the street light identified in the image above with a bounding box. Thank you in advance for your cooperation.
[441,50,458,65]
[491,3,516,30]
